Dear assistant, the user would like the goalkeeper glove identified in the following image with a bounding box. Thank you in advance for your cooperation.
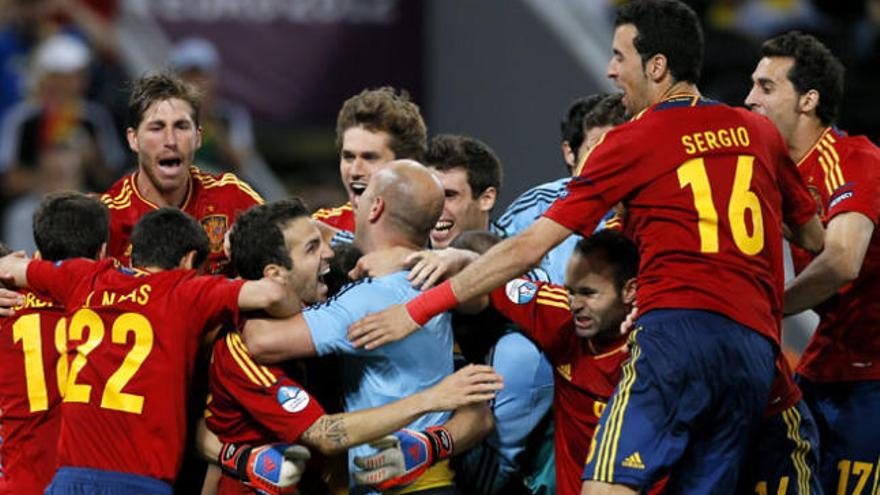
[352,426,453,490]
[219,442,310,495]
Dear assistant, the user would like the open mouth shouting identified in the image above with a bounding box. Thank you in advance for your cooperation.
[430,218,455,247]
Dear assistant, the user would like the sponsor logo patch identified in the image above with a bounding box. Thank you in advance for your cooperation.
[505,279,538,305]
[277,386,310,413]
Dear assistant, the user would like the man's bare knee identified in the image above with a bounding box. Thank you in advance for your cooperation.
[581,480,639,495]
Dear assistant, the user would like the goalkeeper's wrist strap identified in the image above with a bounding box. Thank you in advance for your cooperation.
[219,442,250,478]
[424,426,454,461]
[406,280,459,326]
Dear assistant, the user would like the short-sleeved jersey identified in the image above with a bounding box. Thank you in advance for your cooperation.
[207,330,325,495]
[490,279,631,495]
[790,128,880,382]
[100,166,263,274]
[492,178,623,285]
[303,272,453,494]
[0,290,64,494]
[312,202,355,233]
[26,258,245,483]
[545,96,817,344]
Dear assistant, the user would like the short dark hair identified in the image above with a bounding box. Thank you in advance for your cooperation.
[33,191,109,262]
[0,242,11,257]
[561,94,606,154]
[615,0,703,84]
[425,134,503,199]
[336,87,427,160]
[230,198,311,281]
[128,72,202,128]
[574,230,639,291]
[761,31,845,126]
[131,208,209,270]
[583,93,628,132]
[450,230,502,255]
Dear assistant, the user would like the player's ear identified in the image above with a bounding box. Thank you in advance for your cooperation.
[798,89,820,116]
[126,127,138,153]
[478,187,497,213]
[561,141,576,169]
[262,263,287,284]
[621,277,637,305]
[179,250,198,270]
[369,196,385,223]
[646,53,668,83]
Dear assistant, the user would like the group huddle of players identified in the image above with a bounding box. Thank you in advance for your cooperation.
[1,1,878,495]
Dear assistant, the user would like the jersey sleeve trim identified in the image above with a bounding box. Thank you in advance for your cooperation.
[312,203,353,220]
[536,285,571,311]
[101,177,135,210]
[199,170,265,204]
[225,332,277,388]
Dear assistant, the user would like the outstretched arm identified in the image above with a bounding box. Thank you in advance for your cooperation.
[238,278,300,318]
[348,217,572,349]
[242,314,317,363]
[300,364,502,456]
[785,212,871,314]
[0,252,32,289]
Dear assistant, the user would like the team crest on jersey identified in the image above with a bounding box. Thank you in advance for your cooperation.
[200,214,228,254]
[505,279,538,304]
[277,386,310,413]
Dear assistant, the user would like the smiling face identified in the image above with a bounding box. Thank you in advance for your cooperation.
[745,56,801,143]
[428,167,492,248]
[127,98,201,197]
[339,126,397,208]
[280,217,334,304]
[606,24,652,115]
[564,252,629,339]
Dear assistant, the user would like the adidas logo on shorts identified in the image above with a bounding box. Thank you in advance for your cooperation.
[622,452,645,470]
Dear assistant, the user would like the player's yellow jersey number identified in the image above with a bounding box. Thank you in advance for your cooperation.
[65,309,154,414]
[677,155,765,255]
[12,314,67,413]
[836,460,876,495]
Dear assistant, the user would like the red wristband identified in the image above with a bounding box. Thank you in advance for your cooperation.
[405,280,459,325]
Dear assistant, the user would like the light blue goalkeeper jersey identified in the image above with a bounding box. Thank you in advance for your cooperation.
[303,271,453,494]
[492,177,618,284]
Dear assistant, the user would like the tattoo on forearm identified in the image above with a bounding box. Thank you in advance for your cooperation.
[306,415,349,448]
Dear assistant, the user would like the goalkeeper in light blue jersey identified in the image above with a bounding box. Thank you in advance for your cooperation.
[242,161,496,495]
[492,93,629,284]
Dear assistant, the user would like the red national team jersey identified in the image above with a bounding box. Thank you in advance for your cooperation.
[765,355,802,417]
[207,330,325,495]
[25,258,245,483]
[545,95,816,344]
[490,280,634,495]
[0,290,65,495]
[312,202,355,233]
[100,166,263,274]
[790,128,880,382]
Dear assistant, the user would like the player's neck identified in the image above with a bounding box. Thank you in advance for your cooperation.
[655,81,700,104]
[788,118,827,164]
[135,169,190,208]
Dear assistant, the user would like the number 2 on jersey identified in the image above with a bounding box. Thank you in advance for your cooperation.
[677,155,764,255]
[66,309,154,414]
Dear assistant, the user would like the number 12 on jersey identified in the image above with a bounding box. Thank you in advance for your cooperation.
[677,155,765,255]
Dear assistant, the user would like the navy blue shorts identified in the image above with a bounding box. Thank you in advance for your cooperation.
[797,377,880,495]
[737,399,822,495]
[45,467,172,495]
[582,309,776,493]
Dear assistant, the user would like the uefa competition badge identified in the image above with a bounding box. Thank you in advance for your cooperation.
[505,279,538,305]
[277,386,310,413]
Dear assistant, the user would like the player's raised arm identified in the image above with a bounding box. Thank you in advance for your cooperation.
[237,278,300,318]
[299,364,502,456]
[347,216,573,349]
[0,251,32,289]
[242,314,317,363]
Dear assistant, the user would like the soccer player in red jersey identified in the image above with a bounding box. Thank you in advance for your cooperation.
[206,198,502,495]
[312,87,427,235]
[0,208,294,495]
[0,192,108,495]
[746,31,880,494]
[347,2,825,493]
[489,231,657,495]
[100,73,263,274]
